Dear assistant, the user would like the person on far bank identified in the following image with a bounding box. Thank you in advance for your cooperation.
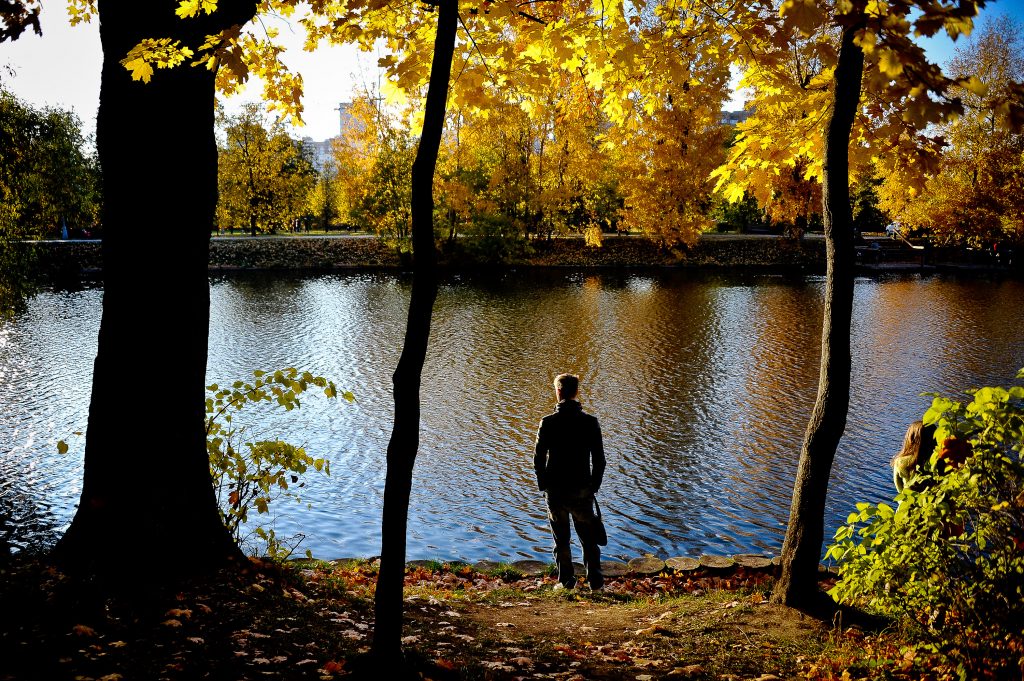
[534,373,606,591]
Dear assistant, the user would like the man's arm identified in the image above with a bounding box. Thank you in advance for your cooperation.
[590,418,605,492]
[534,421,548,491]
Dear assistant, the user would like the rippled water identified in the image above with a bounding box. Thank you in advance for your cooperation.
[2,271,1023,562]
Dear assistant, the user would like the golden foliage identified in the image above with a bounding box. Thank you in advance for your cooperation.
[878,15,1024,245]
[713,0,1010,229]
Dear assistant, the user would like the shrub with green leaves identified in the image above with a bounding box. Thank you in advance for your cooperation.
[206,368,354,559]
[827,369,1024,678]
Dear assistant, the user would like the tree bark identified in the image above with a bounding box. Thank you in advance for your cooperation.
[370,0,457,663]
[771,20,865,610]
[55,0,256,582]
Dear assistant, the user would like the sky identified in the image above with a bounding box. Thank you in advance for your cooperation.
[3,1,1023,143]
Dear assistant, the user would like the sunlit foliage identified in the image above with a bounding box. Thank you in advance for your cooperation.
[206,367,353,558]
[712,0,1023,233]
[878,15,1024,246]
[330,93,415,243]
[828,369,1024,679]
[216,102,318,234]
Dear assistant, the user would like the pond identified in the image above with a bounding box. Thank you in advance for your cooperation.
[2,270,1022,562]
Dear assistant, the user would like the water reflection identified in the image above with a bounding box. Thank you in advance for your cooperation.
[2,272,1022,561]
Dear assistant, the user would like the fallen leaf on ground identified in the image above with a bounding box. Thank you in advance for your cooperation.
[161,619,182,628]
[72,624,96,637]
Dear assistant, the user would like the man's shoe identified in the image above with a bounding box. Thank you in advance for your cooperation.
[553,582,574,591]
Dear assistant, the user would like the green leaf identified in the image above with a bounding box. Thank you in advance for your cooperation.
[56,440,69,455]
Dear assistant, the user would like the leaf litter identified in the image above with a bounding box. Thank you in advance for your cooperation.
[0,555,950,680]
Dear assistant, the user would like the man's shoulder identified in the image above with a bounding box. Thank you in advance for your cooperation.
[541,408,600,424]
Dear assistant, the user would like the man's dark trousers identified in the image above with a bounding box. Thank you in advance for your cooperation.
[546,488,603,589]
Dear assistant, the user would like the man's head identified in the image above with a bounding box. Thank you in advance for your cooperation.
[553,373,580,401]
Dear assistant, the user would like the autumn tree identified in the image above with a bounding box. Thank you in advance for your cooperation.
[329,93,416,242]
[0,88,101,239]
[595,2,732,246]
[713,0,1023,608]
[433,105,495,246]
[0,86,102,313]
[712,27,834,240]
[439,83,619,248]
[216,102,317,234]
[50,0,259,581]
[360,0,456,663]
[305,161,342,230]
[878,14,1024,246]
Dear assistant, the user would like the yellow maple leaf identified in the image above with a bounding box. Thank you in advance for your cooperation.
[723,182,746,203]
[958,76,988,97]
[123,57,154,83]
[780,0,824,36]
[877,48,903,78]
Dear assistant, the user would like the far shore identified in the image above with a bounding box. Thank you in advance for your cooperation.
[23,232,1021,278]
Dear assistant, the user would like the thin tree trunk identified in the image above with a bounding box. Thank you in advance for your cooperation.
[771,20,865,610]
[55,0,255,583]
[371,0,457,663]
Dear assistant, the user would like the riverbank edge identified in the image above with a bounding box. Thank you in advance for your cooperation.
[296,552,839,581]
[24,234,836,277]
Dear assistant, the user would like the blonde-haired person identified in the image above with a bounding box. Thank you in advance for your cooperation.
[891,420,937,493]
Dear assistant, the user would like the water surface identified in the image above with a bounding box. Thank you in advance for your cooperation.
[2,270,1022,561]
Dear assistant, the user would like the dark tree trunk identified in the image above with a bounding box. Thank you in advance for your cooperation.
[370,0,457,663]
[55,0,256,582]
[771,20,865,610]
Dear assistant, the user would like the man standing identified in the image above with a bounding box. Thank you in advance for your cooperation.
[534,373,606,590]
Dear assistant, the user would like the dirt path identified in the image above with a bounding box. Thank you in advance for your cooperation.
[401,580,834,680]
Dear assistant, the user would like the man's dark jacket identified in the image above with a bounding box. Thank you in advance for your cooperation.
[534,400,605,494]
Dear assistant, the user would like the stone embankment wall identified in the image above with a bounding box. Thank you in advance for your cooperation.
[28,235,827,278]
[524,234,824,269]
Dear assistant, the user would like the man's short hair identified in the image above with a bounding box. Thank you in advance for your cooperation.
[554,373,579,399]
